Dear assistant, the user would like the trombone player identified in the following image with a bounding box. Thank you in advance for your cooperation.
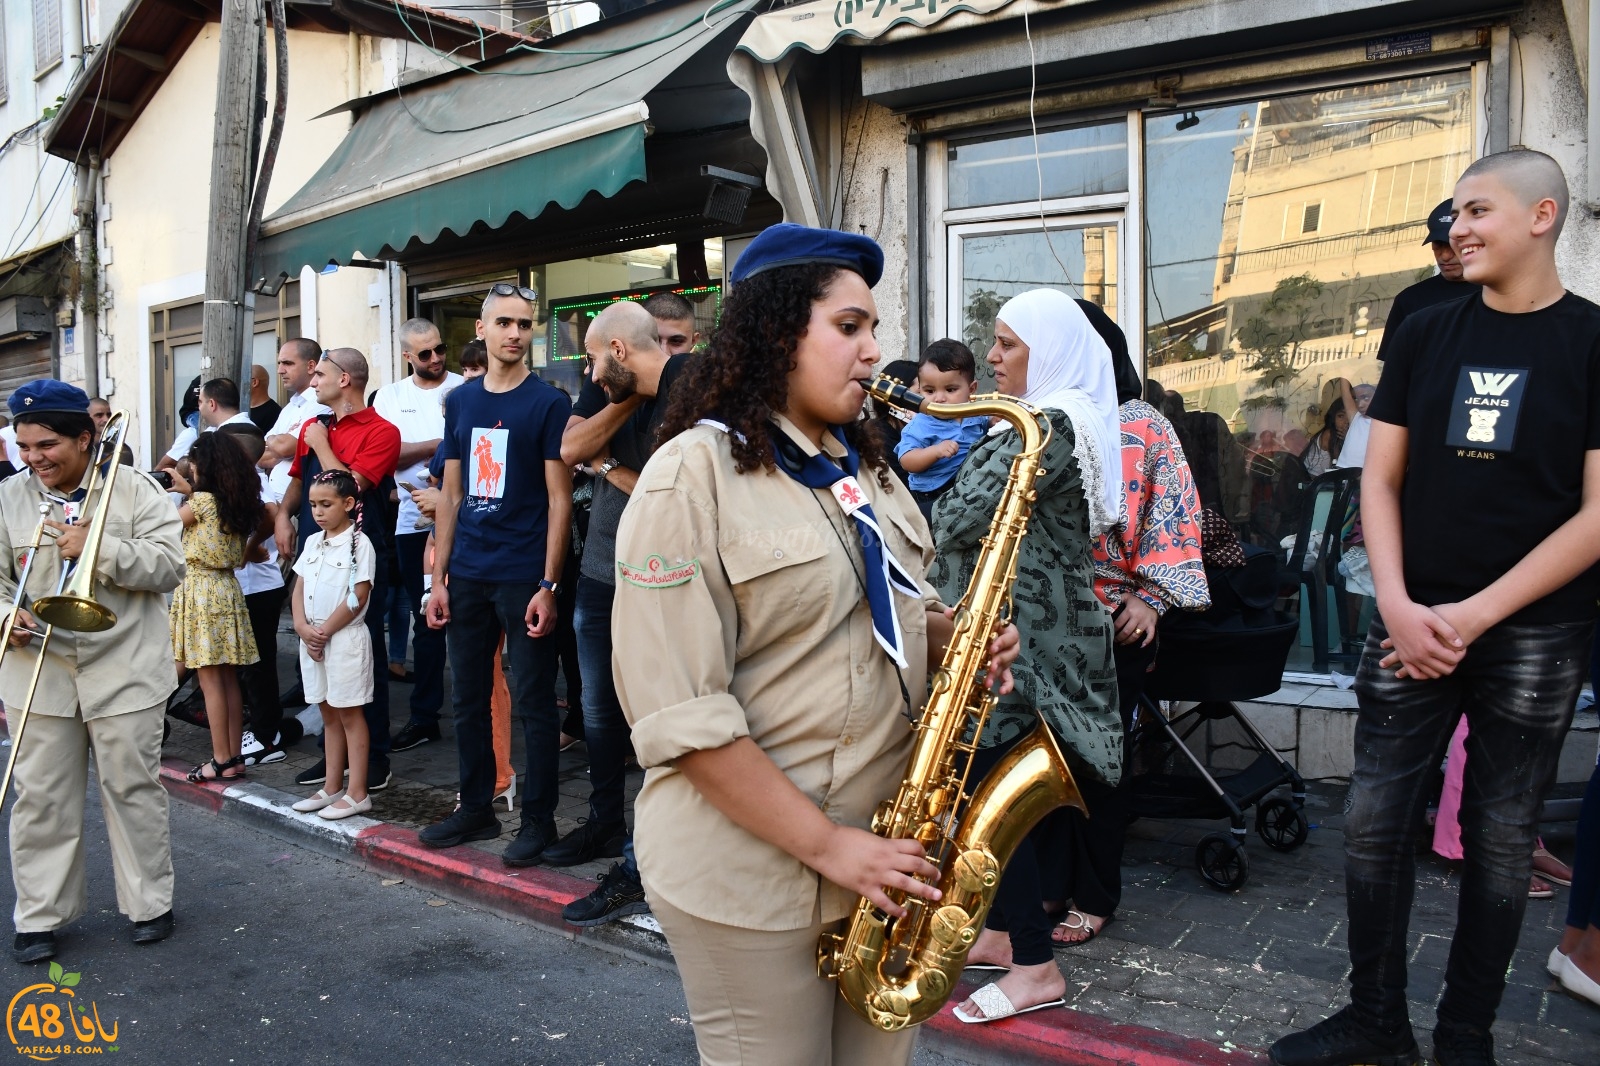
[0,381,184,964]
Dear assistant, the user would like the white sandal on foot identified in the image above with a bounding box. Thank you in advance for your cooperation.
[952,982,1065,1024]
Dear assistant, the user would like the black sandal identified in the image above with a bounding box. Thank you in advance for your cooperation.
[187,755,245,783]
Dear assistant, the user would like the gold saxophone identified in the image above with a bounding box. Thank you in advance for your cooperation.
[817,376,1087,1031]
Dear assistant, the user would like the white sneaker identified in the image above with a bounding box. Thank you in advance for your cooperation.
[240,730,263,757]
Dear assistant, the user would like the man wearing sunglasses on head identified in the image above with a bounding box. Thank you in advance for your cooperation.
[421,283,573,865]
[375,318,463,752]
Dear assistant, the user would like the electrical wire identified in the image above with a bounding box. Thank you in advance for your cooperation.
[375,0,752,72]
[384,0,756,136]
[1022,7,1077,295]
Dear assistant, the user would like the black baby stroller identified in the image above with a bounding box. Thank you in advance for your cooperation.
[1127,547,1309,891]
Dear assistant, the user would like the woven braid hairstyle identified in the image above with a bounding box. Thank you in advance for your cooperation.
[310,469,362,608]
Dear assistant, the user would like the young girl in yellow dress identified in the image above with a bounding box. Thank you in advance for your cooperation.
[170,431,269,782]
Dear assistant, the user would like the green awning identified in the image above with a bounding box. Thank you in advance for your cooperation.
[256,0,755,284]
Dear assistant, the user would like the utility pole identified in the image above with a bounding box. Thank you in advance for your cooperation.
[201,0,263,390]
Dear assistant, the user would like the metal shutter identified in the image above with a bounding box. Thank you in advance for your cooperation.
[32,0,60,74]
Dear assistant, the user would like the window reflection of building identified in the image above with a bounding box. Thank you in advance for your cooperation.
[1148,72,1473,457]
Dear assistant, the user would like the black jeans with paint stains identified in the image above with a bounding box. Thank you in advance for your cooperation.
[1344,616,1591,1034]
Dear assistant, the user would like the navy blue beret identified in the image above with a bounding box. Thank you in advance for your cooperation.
[731,223,884,288]
[9,379,90,418]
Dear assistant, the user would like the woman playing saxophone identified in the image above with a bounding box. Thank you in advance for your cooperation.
[610,224,1019,1066]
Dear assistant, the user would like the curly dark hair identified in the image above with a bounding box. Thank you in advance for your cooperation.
[188,432,265,537]
[657,263,891,485]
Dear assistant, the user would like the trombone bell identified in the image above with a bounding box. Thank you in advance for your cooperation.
[31,595,116,633]
[29,409,129,633]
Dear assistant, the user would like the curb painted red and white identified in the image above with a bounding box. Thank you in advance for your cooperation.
[160,758,1263,1065]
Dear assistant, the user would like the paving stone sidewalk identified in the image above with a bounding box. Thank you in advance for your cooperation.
[158,620,1600,1064]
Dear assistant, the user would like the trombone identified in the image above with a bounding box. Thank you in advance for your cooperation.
[0,410,130,805]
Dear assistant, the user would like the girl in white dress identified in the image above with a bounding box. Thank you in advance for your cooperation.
[290,470,376,820]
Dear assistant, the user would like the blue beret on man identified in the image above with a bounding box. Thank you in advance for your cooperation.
[731,223,885,288]
[8,380,91,419]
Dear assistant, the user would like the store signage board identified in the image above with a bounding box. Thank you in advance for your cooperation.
[1366,31,1432,61]
[737,0,1087,64]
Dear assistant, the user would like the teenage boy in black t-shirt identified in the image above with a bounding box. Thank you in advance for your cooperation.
[1272,151,1600,1066]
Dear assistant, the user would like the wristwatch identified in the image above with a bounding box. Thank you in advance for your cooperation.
[539,578,561,596]
[595,458,620,479]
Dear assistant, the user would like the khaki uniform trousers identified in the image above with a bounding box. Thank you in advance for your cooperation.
[650,893,918,1066]
[9,702,174,932]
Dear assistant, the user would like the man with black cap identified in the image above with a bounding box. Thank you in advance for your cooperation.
[0,380,186,963]
[1377,198,1482,362]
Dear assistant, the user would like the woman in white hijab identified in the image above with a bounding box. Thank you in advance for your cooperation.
[928,288,1123,1024]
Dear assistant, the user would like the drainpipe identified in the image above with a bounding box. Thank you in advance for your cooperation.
[75,154,100,398]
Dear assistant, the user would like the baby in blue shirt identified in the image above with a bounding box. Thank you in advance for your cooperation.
[895,339,988,526]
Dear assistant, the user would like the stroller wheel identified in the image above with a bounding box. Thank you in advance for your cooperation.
[1196,833,1249,891]
[1257,797,1309,852]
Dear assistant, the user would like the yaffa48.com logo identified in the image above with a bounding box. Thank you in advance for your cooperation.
[6,962,119,1059]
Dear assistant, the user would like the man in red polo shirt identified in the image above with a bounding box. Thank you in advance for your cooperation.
[273,347,402,789]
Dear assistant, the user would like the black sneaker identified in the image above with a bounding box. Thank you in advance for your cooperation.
[419,808,501,849]
[503,820,559,867]
[240,730,286,767]
[563,862,649,927]
[391,721,440,752]
[294,759,328,786]
[367,760,393,792]
[1269,1006,1420,1066]
[130,910,174,945]
[540,819,627,867]
[11,931,55,964]
[1433,1024,1495,1066]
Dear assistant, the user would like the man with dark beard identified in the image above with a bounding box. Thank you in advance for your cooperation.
[552,299,689,924]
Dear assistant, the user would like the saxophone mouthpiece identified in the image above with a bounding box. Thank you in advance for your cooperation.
[867,375,926,413]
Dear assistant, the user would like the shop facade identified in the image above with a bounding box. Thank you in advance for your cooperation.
[733,0,1597,684]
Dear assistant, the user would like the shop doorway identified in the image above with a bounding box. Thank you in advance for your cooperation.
[945,213,1123,387]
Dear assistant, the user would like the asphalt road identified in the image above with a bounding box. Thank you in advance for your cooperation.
[0,785,975,1066]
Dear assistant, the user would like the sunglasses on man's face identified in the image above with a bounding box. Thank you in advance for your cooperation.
[410,344,447,361]
[488,282,538,302]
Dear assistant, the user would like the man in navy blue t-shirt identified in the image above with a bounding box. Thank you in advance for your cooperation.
[420,285,573,863]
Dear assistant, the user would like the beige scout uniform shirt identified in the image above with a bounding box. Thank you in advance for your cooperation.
[613,415,942,932]
[0,468,185,719]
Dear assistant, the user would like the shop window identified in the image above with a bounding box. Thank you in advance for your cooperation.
[949,218,1119,389]
[415,239,727,399]
[32,0,60,75]
[947,119,1128,210]
[1143,70,1474,674]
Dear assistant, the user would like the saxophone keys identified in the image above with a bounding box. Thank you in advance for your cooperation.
[952,848,1000,894]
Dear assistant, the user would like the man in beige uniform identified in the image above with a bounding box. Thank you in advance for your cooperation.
[0,380,185,963]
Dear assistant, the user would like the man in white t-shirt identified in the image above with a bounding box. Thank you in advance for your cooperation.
[262,339,329,499]
[374,318,462,751]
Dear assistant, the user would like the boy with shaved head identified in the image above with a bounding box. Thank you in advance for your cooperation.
[1272,151,1600,1066]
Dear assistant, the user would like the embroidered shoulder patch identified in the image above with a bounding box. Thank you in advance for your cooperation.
[617,555,699,588]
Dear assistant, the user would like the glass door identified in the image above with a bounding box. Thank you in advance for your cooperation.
[946,214,1123,388]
